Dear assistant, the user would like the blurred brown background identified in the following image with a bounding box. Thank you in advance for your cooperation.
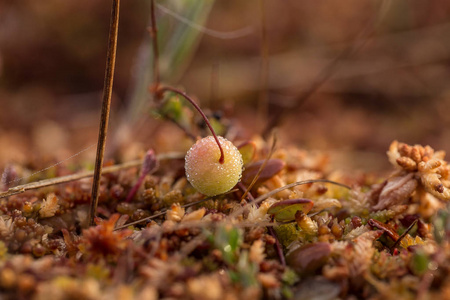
[1,0,450,172]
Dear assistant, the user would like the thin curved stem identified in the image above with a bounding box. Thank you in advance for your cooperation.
[148,0,222,163]
[158,86,225,164]
[114,188,238,230]
[230,179,351,219]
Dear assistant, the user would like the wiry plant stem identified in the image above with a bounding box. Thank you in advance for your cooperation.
[114,188,238,230]
[150,0,161,95]
[258,0,269,124]
[148,0,223,163]
[241,131,277,201]
[390,218,418,252]
[0,152,184,199]
[231,179,351,220]
[158,86,225,164]
[267,226,286,266]
[89,0,120,227]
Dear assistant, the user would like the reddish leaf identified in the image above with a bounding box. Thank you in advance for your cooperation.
[241,159,285,186]
[368,219,399,241]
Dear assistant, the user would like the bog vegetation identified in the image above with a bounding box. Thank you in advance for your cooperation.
[1,1,450,299]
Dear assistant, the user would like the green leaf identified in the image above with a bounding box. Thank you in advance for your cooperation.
[273,223,302,248]
[410,249,429,276]
[228,227,240,252]
[213,225,242,265]
[238,141,256,165]
[433,203,450,245]
[161,96,183,121]
[268,199,314,222]
[235,251,258,287]
[209,117,226,137]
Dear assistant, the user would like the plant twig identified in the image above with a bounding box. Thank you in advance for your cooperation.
[155,2,253,40]
[90,0,121,227]
[0,152,184,199]
[258,0,269,124]
[114,188,238,230]
[150,0,161,96]
[231,179,351,220]
[267,226,286,266]
[390,219,418,252]
[148,1,223,163]
[0,161,137,199]
[158,86,225,164]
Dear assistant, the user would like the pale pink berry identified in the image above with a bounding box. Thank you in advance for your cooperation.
[185,136,243,196]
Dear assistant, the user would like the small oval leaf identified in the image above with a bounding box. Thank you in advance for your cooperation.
[268,199,314,222]
[286,242,331,275]
[237,141,256,165]
[241,159,285,186]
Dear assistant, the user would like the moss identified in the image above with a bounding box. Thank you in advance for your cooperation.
[273,223,302,248]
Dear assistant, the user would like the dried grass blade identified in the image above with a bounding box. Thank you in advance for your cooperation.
[113,189,239,231]
[241,131,277,201]
[231,179,351,219]
[0,153,184,199]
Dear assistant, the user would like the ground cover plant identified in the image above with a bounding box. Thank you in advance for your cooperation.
[2,1,450,299]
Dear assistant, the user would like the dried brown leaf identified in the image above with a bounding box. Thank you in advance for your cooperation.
[373,174,418,211]
[241,159,285,187]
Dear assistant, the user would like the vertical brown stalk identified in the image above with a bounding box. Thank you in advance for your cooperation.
[89,0,120,227]
[150,0,161,99]
[258,0,269,125]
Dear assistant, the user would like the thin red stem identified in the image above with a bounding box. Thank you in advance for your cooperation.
[158,86,224,164]
[148,0,222,163]
[125,149,158,202]
[125,172,147,203]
